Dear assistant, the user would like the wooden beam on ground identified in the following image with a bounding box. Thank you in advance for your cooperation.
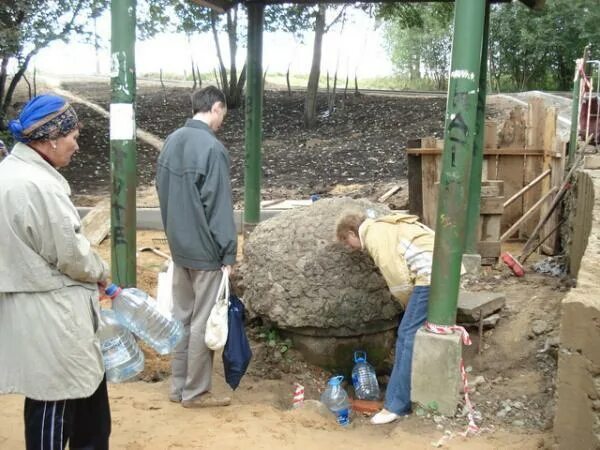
[81,198,111,246]
[378,184,402,203]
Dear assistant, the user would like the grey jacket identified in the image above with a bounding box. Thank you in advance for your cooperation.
[156,119,237,270]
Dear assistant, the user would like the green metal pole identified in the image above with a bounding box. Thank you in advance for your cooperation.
[243,3,264,234]
[568,60,582,167]
[428,0,487,325]
[110,0,137,287]
[464,1,490,254]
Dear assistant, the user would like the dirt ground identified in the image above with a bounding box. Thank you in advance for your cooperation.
[48,81,451,208]
[0,84,567,448]
[0,229,565,449]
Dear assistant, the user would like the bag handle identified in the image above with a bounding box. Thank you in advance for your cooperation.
[215,268,229,306]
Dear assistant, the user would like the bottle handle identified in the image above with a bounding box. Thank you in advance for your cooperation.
[354,351,367,363]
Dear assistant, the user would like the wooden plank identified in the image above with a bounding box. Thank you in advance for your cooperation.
[422,154,440,228]
[542,141,566,255]
[408,154,423,219]
[497,155,525,235]
[477,241,501,258]
[378,184,403,202]
[500,186,558,242]
[526,98,545,149]
[480,215,501,242]
[484,120,498,149]
[541,108,561,255]
[480,196,504,215]
[486,154,498,180]
[481,180,504,197]
[503,168,551,209]
[407,147,545,156]
[81,198,111,246]
[521,155,544,237]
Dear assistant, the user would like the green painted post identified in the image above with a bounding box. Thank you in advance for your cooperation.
[243,3,264,234]
[568,60,582,167]
[110,0,137,287]
[464,1,490,255]
[428,0,487,325]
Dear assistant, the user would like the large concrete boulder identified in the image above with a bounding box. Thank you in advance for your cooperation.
[239,197,403,372]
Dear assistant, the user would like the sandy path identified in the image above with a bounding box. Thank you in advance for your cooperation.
[0,371,549,450]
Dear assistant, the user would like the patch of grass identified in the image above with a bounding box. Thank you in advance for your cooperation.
[258,327,292,355]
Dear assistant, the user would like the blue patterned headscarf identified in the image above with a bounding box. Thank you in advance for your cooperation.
[8,94,79,143]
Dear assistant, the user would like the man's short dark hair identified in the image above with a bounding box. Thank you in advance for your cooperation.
[191,86,226,114]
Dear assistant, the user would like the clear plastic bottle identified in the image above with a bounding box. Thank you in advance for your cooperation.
[351,351,380,401]
[320,375,352,426]
[98,309,145,383]
[105,284,184,355]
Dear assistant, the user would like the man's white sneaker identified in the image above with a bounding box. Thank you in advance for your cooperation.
[370,409,400,425]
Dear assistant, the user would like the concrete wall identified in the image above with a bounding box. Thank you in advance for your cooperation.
[555,169,600,449]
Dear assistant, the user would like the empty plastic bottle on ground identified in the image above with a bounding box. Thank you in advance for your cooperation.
[351,351,380,400]
[105,284,183,355]
[320,375,352,426]
[98,309,145,383]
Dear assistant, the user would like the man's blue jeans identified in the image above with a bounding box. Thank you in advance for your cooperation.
[384,285,430,415]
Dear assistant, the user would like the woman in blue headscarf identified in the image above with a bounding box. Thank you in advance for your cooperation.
[0,94,111,449]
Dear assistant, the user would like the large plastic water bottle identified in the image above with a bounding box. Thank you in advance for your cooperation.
[98,309,145,383]
[351,351,380,400]
[320,375,352,426]
[105,284,183,355]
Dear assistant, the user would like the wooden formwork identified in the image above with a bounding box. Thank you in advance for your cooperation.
[408,98,566,262]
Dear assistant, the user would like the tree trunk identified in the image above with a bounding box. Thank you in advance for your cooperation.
[2,52,34,127]
[191,59,197,90]
[286,65,292,96]
[211,11,229,96]
[226,8,240,107]
[304,4,326,128]
[196,65,202,88]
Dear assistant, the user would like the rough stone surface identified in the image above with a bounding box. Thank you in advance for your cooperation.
[555,169,600,449]
[239,197,402,334]
[411,328,462,416]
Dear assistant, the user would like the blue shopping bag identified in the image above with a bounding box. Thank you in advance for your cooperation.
[222,294,253,390]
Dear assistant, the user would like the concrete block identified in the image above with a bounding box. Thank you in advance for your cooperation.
[584,155,600,170]
[457,291,506,322]
[461,254,481,276]
[411,328,462,416]
[561,291,600,367]
[554,350,600,450]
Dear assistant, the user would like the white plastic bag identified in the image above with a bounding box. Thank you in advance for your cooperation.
[156,260,174,318]
[204,270,229,351]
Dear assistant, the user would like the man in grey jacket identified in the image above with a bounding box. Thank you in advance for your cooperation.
[156,86,237,408]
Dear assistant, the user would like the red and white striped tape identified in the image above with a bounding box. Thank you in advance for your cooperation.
[424,322,479,436]
[292,383,304,408]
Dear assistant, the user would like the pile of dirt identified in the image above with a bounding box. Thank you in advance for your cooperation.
[59,81,445,207]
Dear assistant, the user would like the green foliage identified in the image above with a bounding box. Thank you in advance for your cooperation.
[379,4,452,89]
[258,327,292,355]
[0,0,108,129]
[379,0,600,92]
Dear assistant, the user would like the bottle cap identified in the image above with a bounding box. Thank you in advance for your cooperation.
[105,283,119,297]
[327,375,344,386]
[354,351,367,363]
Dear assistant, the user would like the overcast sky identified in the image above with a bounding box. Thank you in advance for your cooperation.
[33,8,394,79]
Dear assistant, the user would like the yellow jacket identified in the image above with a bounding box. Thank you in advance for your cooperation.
[359,213,435,307]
